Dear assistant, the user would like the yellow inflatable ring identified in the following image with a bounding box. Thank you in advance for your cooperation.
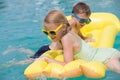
[24,50,107,79]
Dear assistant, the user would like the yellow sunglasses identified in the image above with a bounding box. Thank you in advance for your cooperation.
[42,24,63,36]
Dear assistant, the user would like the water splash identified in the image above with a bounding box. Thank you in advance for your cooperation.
[2,46,35,55]
[0,46,35,68]
[0,58,34,68]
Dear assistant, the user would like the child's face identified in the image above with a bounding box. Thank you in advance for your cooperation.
[43,23,64,42]
[73,13,91,28]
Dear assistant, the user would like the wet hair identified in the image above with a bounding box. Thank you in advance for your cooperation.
[44,10,69,26]
[72,2,91,16]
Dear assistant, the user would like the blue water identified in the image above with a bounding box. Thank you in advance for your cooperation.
[0,0,120,80]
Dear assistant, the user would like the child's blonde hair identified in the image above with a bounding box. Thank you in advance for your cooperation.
[44,10,69,26]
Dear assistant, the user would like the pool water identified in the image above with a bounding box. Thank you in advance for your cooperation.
[0,0,120,80]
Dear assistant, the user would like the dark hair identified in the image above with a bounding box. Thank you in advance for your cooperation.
[72,2,91,16]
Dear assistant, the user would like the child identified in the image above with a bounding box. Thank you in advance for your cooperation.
[38,8,120,74]
[30,2,94,58]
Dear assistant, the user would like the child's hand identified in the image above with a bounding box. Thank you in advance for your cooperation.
[68,19,75,25]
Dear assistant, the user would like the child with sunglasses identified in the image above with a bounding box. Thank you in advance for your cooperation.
[37,7,120,74]
[30,2,94,59]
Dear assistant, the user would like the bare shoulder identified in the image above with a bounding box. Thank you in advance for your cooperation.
[61,32,73,43]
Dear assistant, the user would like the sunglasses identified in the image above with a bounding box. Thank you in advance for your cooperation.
[73,13,91,24]
[42,24,63,36]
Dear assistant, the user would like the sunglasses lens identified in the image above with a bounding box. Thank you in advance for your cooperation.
[43,31,56,35]
[79,19,91,24]
[86,19,91,24]
[50,31,56,35]
[79,19,85,24]
[43,31,48,35]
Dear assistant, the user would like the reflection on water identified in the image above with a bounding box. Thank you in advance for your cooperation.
[0,0,6,9]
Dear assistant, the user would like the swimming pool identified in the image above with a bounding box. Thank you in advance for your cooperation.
[0,0,120,80]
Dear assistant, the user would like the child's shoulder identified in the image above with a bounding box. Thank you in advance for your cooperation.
[61,32,73,42]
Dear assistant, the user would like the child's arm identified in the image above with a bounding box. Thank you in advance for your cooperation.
[36,35,74,66]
